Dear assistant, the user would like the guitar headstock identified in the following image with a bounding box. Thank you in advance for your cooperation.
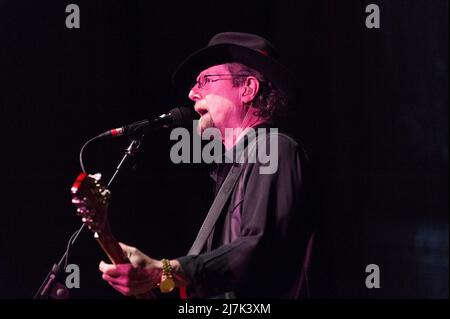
[70,173,157,299]
[71,173,111,235]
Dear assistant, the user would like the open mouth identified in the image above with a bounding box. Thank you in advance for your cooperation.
[195,107,208,117]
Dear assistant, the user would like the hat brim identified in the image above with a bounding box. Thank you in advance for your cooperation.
[172,43,296,100]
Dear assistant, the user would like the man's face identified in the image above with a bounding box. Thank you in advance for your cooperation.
[188,64,247,136]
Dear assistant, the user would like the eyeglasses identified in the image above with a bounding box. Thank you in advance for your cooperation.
[192,74,250,89]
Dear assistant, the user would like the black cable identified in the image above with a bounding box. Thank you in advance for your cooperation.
[62,224,85,269]
[35,134,144,298]
[33,225,85,299]
[34,135,100,299]
[79,135,101,173]
[303,267,311,299]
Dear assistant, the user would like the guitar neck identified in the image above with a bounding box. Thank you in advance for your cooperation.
[95,231,128,264]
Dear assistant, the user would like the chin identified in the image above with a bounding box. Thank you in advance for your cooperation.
[198,114,215,134]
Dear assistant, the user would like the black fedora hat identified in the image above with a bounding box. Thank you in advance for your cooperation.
[172,32,296,100]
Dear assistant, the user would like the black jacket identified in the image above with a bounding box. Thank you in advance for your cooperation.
[177,127,315,298]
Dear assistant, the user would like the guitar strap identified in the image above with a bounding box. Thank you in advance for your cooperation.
[187,131,260,255]
[180,145,251,300]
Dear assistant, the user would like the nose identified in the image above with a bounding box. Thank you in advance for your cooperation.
[188,86,201,102]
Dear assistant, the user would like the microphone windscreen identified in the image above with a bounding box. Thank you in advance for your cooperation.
[169,107,199,127]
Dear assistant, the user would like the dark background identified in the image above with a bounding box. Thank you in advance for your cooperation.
[0,0,447,299]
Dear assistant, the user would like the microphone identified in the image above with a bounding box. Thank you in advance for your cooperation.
[97,107,197,138]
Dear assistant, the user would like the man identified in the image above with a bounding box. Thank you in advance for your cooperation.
[99,32,315,298]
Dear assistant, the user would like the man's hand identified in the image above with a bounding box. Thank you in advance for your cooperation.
[99,242,162,296]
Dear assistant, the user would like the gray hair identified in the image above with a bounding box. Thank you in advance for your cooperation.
[226,62,288,121]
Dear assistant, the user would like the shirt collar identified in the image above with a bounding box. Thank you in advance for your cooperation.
[209,122,274,181]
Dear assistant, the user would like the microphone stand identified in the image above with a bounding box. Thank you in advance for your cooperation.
[108,134,144,187]
[33,134,145,299]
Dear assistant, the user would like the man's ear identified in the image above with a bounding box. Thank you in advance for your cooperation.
[241,76,259,104]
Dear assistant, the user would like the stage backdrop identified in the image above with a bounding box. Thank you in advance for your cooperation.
[0,0,447,298]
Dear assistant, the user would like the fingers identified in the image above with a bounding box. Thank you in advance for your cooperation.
[103,272,154,289]
[99,260,137,277]
[101,268,156,296]
[101,269,150,284]
[99,261,121,277]
[102,273,127,285]
[99,260,157,296]
[118,243,153,269]
[99,246,161,297]
[118,242,136,260]
[99,261,113,274]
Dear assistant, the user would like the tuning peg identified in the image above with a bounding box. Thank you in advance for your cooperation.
[90,173,102,182]
[100,189,111,198]
[81,216,93,223]
[77,207,90,216]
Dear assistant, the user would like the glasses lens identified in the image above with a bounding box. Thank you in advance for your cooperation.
[199,75,207,88]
